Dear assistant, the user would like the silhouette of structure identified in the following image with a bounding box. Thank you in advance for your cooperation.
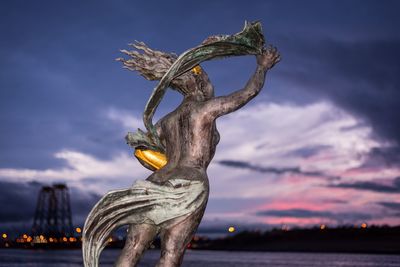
[32,184,74,238]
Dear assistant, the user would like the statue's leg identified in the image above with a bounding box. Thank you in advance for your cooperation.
[115,223,158,267]
[156,208,205,267]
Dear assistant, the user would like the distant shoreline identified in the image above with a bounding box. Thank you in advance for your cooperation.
[193,226,400,255]
[1,226,399,255]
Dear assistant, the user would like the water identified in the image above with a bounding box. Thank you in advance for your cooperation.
[0,249,399,267]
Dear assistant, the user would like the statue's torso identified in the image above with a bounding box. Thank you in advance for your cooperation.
[146,99,219,185]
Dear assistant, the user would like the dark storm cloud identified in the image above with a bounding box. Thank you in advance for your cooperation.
[329,177,400,193]
[0,180,100,227]
[377,202,400,211]
[0,1,167,170]
[218,160,339,180]
[0,181,43,223]
[69,188,101,226]
[1,0,400,228]
[264,3,400,160]
[256,208,372,222]
[361,147,400,168]
[321,199,347,204]
[218,160,299,174]
[285,145,331,158]
[1,0,400,172]
[279,37,400,159]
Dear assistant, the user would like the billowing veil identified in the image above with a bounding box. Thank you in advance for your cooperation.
[127,21,265,154]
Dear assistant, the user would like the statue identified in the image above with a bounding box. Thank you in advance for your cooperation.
[82,21,280,267]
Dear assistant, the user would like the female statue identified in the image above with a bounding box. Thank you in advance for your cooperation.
[82,21,280,267]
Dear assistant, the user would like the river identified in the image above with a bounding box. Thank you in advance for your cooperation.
[0,249,399,266]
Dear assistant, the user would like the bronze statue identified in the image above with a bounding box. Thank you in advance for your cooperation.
[82,21,280,267]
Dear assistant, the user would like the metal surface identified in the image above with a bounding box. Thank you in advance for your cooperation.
[32,184,74,238]
[83,21,280,267]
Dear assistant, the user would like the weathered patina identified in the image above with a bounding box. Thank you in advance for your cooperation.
[82,21,280,267]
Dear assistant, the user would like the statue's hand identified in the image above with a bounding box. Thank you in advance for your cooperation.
[257,46,280,70]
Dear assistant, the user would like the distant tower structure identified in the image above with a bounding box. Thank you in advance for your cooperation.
[32,184,74,237]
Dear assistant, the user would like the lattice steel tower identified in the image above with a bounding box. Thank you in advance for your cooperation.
[32,184,74,237]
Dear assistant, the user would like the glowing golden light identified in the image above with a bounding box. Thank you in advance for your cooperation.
[23,234,28,239]
[228,226,235,233]
[39,235,45,240]
[49,238,53,242]
[361,223,367,229]
[2,233,7,239]
[191,65,202,75]
[27,236,33,242]
[62,237,68,242]
[320,224,326,230]
[69,237,75,242]
[135,149,167,170]
[108,237,113,243]
[76,227,82,233]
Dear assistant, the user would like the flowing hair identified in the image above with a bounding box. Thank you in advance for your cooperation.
[116,41,194,94]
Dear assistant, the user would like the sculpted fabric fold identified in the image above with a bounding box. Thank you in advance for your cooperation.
[82,179,207,267]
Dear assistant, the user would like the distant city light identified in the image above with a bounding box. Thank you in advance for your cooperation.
[320,224,326,230]
[361,223,367,229]
[2,233,7,239]
[228,226,235,233]
[76,227,82,233]
[62,237,68,242]
[23,234,28,239]
[281,225,289,231]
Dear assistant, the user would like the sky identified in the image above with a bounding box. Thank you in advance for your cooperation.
[1,0,400,234]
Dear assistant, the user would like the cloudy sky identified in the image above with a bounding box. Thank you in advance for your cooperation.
[1,0,400,234]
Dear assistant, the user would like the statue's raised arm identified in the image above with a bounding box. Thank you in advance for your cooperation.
[141,21,266,144]
[201,46,280,118]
